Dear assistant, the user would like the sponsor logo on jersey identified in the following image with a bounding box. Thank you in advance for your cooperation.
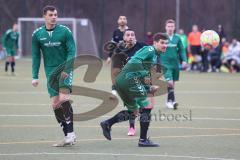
[44,41,61,47]
[168,44,177,47]
[10,34,18,40]
[40,38,47,41]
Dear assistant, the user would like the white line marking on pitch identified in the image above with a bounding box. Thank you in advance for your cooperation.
[193,117,240,121]
[0,125,240,131]
[1,103,240,111]
[0,152,236,160]
[0,90,240,95]
[0,115,52,117]
[0,92,46,95]
[176,91,240,94]
[0,133,240,145]
[0,103,49,106]
[185,106,240,110]
[0,114,240,121]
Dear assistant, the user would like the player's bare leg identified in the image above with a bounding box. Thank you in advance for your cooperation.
[110,68,121,99]
[52,88,76,147]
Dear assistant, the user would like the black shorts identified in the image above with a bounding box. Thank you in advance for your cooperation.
[111,52,128,69]
[190,45,201,55]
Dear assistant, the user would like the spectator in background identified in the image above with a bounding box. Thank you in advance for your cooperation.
[188,25,202,71]
[179,29,188,52]
[178,29,188,68]
[200,47,209,72]
[222,39,240,73]
[215,25,226,63]
[221,38,229,58]
[145,31,153,45]
[209,48,222,72]
[217,25,226,43]
[219,38,230,72]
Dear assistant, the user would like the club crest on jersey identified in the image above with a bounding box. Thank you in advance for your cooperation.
[148,46,154,51]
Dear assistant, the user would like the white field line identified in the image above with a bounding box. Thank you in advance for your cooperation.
[0,151,237,160]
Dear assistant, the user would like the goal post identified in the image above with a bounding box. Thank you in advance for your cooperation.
[18,17,99,57]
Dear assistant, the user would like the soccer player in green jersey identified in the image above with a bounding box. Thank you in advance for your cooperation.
[2,23,19,75]
[31,5,76,147]
[100,33,168,147]
[160,19,188,109]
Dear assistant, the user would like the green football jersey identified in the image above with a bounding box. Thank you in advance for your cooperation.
[2,29,19,49]
[160,34,187,68]
[121,46,160,78]
[32,24,76,79]
[179,34,188,49]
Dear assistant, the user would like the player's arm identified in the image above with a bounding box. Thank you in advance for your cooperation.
[2,31,8,49]
[16,33,21,54]
[31,33,41,86]
[178,37,188,68]
[15,33,19,49]
[112,30,118,43]
[65,29,76,61]
[64,28,76,75]
[178,37,187,62]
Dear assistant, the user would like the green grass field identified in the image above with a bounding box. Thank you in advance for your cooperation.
[0,58,240,160]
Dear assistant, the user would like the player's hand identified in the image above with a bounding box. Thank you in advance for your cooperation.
[182,61,188,70]
[61,72,69,80]
[187,46,191,53]
[17,49,21,55]
[32,79,39,87]
[106,57,111,64]
[149,85,159,94]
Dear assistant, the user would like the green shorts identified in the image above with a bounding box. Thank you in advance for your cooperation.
[5,48,16,56]
[115,72,150,112]
[46,67,73,98]
[164,67,179,81]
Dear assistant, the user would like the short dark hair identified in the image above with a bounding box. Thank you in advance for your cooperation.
[165,19,175,25]
[43,5,57,15]
[123,28,134,34]
[153,32,168,42]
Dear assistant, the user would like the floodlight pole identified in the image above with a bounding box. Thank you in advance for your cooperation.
[176,0,180,33]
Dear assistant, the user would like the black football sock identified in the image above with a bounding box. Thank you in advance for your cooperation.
[167,87,175,102]
[54,106,68,136]
[11,62,15,73]
[5,62,9,72]
[140,108,151,140]
[129,113,136,128]
[112,84,116,90]
[106,110,133,127]
[60,101,74,133]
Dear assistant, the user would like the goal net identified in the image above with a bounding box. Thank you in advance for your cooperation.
[18,18,99,57]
